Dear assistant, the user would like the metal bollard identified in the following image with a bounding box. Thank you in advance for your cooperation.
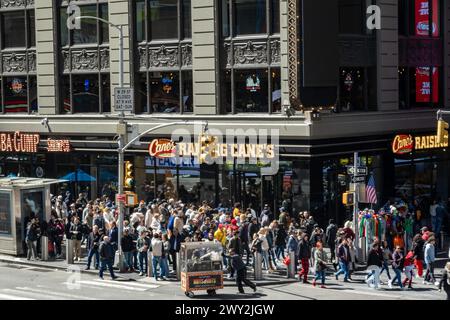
[287,251,296,279]
[147,252,153,277]
[40,236,49,261]
[66,239,74,264]
[254,252,263,281]
[176,252,181,280]
[361,237,367,263]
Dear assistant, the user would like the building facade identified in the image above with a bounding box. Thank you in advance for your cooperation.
[1,0,450,229]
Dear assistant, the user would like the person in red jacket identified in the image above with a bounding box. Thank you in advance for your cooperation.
[403,250,415,289]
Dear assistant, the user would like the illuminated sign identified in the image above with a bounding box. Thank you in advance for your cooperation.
[11,78,24,94]
[149,139,176,158]
[392,133,448,154]
[415,0,439,37]
[0,132,40,153]
[246,74,261,92]
[47,139,71,153]
[416,67,439,103]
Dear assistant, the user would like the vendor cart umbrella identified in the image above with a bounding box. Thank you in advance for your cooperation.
[59,169,96,196]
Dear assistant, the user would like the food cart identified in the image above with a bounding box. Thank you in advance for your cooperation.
[0,177,65,255]
[180,241,224,297]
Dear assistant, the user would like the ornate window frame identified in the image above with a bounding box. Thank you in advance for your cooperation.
[220,0,281,115]
[58,0,110,114]
[0,0,36,114]
[133,0,193,115]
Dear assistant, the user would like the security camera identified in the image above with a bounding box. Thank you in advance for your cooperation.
[283,105,296,118]
[41,118,49,128]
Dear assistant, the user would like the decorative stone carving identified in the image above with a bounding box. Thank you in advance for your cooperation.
[71,49,98,71]
[181,44,192,67]
[99,48,109,70]
[62,50,70,72]
[138,45,147,70]
[270,40,280,64]
[27,51,36,72]
[224,42,232,67]
[2,52,26,73]
[0,0,27,8]
[26,0,33,6]
[234,41,267,65]
[148,45,179,68]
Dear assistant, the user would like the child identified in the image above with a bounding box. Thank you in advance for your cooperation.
[403,250,415,289]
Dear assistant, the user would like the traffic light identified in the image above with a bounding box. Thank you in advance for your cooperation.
[342,191,355,206]
[199,134,218,164]
[124,161,135,189]
[437,119,449,145]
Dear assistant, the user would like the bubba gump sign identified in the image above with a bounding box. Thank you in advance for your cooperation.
[392,133,449,154]
[0,132,40,153]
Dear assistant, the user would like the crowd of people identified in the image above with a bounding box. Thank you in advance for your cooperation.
[21,192,450,298]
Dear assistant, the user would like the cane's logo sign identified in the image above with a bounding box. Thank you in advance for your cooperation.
[392,135,414,154]
[149,139,176,158]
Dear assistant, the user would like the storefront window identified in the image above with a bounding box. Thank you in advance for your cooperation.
[0,192,12,236]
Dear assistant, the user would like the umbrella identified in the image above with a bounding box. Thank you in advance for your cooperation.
[59,169,96,182]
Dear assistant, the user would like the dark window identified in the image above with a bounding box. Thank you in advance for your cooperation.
[136,72,148,113]
[100,4,109,44]
[339,68,365,112]
[2,11,26,48]
[29,76,38,113]
[271,0,280,34]
[0,192,12,236]
[150,0,178,40]
[101,74,110,113]
[136,0,146,42]
[72,74,100,113]
[61,75,71,114]
[60,7,69,46]
[150,72,180,113]
[221,70,232,113]
[183,0,192,39]
[271,68,281,112]
[222,0,230,37]
[182,71,193,113]
[234,0,267,35]
[235,69,268,113]
[73,5,98,45]
[28,10,36,47]
[338,0,363,34]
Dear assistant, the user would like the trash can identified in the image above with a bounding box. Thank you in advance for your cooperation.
[254,252,263,280]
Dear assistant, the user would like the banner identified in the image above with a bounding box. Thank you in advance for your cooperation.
[415,0,439,37]
[416,67,439,103]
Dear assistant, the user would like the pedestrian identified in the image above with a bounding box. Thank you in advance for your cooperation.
[312,241,328,288]
[136,230,149,276]
[121,228,135,272]
[325,219,337,262]
[69,216,83,262]
[388,245,404,289]
[108,221,118,265]
[424,236,437,285]
[412,234,425,278]
[275,224,287,261]
[228,248,257,294]
[259,204,272,227]
[151,232,164,280]
[86,225,101,270]
[366,243,383,289]
[347,238,357,280]
[258,228,272,271]
[438,262,450,300]
[25,218,39,261]
[239,215,252,266]
[334,238,350,283]
[379,240,392,281]
[403,250,415,289]
[297,233,312,284]
[98,236,118,280]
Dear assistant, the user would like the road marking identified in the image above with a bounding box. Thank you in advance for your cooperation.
[1,288,59,300]
[62,280,152,292]
[333,288,421,300]
[21,286,98,300]
[93,279,160,289]
[0,292,35,300]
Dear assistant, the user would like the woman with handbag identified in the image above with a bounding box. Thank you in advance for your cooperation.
[312,242,328,288]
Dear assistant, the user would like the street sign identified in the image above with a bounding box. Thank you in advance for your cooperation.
[114,87,134,112]
[116,194,126,204]
[351,175,366,183]
[347,166,368,176]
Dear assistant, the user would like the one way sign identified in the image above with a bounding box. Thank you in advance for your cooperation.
[347,166,368,176]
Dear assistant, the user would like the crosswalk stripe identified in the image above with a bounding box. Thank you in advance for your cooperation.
[2,288,58,300]
[91,279,159,289]
[337,288,420,300]
[62,280,148,292]
[0,292,35,300]
[20,286,97,300]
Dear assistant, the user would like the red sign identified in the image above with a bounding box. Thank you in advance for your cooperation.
[116,194,126,204]
[415,0,439,37]
[416,67,439,103]
[149,139,176,158]
[392,135,414,154]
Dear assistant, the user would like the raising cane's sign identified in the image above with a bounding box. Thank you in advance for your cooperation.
[149,139,176,158]
[392,135,414,154]
[392,133,448,155]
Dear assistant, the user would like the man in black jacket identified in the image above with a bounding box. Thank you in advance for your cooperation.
[227,227,242,279]
[228,248,257,294]
[239,217,251,266]
[366,243,383,289]
[297,233,312,283]
[326,219,338,261]
[86,225,101,270]
[99,236,117,280]
[121,228,135,272]
[248,217,259,243]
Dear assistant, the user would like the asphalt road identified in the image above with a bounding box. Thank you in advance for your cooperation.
[0,262,446,300]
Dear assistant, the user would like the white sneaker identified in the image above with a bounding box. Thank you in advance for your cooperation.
[434,281,440,286]
[387,280,392,289]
